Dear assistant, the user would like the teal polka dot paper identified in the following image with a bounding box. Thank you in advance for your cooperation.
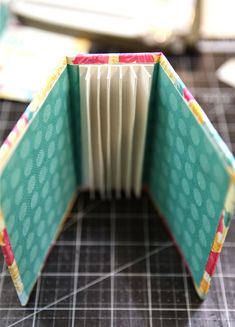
[0,67,79,303]
[145,64,230,287]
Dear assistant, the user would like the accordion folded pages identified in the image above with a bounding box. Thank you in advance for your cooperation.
[0,53,234,306]
[79,64,153,197]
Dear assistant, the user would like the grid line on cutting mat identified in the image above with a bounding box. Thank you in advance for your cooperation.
[0,53,235,327]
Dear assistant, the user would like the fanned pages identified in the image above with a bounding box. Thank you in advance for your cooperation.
[99,66,110,196]
[121,66,137,196]
[89,66,104,194]
[116,66,123,197]
[85,66,94,193]
[79,63,153,196]
[106,67,112,196]
[79,66,89,185]
[96,66,105,197]
[110,66,122,195]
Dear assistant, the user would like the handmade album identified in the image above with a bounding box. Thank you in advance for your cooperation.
[0,52,234,305]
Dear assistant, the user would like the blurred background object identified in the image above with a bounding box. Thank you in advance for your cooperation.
[10,0,201,53]
[200,0,235,39]
[0,23,90,101]
[0,0,90,101]
[216,58,235,88]
[0,25,88,101]
[0,0,235,102]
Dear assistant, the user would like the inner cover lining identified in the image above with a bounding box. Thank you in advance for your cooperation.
[144,63,230,287]
[0,67,78,304]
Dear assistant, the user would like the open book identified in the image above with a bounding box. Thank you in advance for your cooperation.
[0,52,234,306]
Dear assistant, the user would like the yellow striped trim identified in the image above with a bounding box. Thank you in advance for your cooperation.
[211,232,224,253]
[227,166,235,184]
[108,55,119,64]
[159,57,177,84]
[0,210,5,234]
[224,181,235,214]
[188,101,205,124]
[153,53,161,63]
[8,260,24,294]
[198,271,211,296]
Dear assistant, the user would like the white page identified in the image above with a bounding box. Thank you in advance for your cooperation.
[90,65,104,194]
[97,66,105,197]
[106,66,112,196]
[84,66,94,194]
[132,65,153,196]
[99,65,110,196]
[144,64,155,75]
[121,65,137,196]
[110,65,121,195]
[79,65,89,186]
[120,65,129,192]
[116,66,123,197]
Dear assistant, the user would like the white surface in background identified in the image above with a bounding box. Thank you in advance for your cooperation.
[0,25,89,101]
[11,0,196,38]
[201,0,235,38]
[217,58,235,89]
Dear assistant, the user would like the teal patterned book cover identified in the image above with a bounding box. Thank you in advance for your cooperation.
[0,53,234,306]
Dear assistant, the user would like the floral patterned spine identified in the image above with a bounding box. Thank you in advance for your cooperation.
[71,52,161,65]
[72,53,109,64]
